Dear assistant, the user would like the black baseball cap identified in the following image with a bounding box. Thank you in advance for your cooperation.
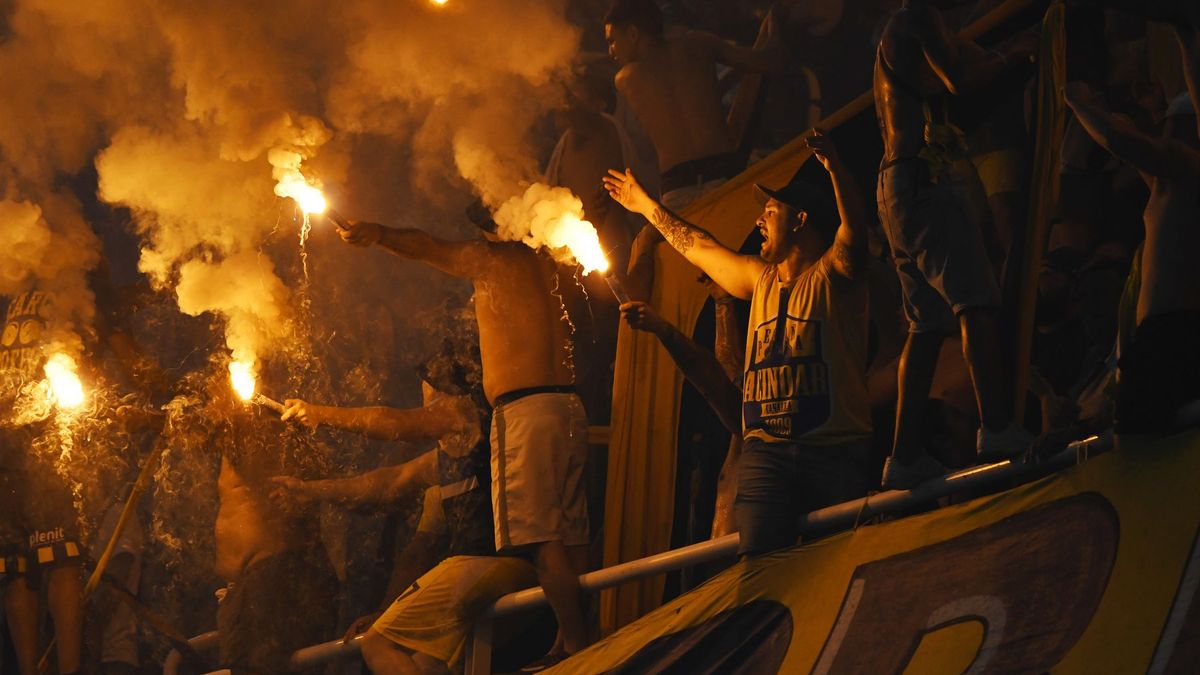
[752,174,838,236]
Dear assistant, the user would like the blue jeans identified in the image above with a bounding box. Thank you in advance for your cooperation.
[734,437,871,555]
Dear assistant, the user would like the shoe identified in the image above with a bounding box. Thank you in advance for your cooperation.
[881,453,947,491]
[977,424,1034,463]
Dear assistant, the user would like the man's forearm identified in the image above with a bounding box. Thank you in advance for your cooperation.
[713,300,743,382]
[644,203,720,258]
[653,323,742,434]
[302,469,396,506]
[316,405,445,442]
[376,227,431,260]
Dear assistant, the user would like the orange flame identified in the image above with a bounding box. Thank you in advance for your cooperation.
[229,360,256,401]
[44,353,84,409]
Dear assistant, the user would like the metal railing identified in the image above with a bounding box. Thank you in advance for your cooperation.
[165,433,1110,675]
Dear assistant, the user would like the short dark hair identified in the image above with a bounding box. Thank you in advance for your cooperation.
[604,0,664,40]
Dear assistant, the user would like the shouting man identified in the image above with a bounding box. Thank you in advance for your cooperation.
[605,129,873,555]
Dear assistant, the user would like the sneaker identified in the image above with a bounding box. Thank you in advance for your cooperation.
[977,424,1034,463]
[881,453,947,491]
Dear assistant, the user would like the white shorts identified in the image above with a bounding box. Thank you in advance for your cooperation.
[490,392,589,551]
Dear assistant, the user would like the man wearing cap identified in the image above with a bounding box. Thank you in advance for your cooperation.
[604,128,873,555]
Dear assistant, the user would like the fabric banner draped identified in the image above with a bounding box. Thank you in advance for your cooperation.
[575,432,1200,673]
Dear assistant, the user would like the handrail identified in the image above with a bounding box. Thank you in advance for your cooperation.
[164,432,1111,675]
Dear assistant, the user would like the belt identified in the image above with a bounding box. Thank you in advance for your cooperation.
[879,155,925,171]
[493,385,577,408]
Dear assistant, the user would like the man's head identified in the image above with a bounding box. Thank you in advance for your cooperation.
[752,179,837,264]
[418,338,485,405]
[604,0,664,66]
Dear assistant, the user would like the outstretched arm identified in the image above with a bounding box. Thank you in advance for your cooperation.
[1063,82,1200,180]
[337,221,492,279]
[807,129,870,280]
[620,301,742,434]
[280,395,474,442]
[604,169,766,299]
[269,449,439,509]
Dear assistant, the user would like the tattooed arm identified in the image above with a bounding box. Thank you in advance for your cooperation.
[807,129,870,280]
[604,168,765,299]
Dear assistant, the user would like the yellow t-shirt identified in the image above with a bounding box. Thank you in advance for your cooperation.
[742,260,871,445]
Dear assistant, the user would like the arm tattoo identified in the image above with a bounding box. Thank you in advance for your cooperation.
[831,240,863,280]
[651,207,712,256]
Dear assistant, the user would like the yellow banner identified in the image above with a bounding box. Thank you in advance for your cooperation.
[573,432,1200,673]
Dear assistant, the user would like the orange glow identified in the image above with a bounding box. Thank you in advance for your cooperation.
[44,353,84,409]
[229,360,256,401]
[274,173,327,215]
[553,214,609,275]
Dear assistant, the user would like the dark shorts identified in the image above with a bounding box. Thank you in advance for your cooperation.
[877,158,1001,334]
[0,424,83,583]
[217,549,337,675]
[1115,310,1200,436]
[734,437,871,556]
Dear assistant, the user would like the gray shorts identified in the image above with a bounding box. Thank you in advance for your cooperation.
[877,158,1001,334]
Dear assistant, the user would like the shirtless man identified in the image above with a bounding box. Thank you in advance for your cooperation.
[209,383,337,674]
[1063,25,1200,437]
[606,129,874,555]
[336,219,590,663]
[873,0,1038,489]
[604,0,786,209]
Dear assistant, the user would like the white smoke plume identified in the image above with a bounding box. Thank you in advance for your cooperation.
[494,182,609,273]
[2,0,584,369]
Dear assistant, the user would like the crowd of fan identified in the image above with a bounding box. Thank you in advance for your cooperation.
[4,0,1199,673]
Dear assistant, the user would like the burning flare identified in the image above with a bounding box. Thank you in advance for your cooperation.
[274,173,327,215]
[555,214,609,275]
[229,360,256,401]
[44,353,85,409]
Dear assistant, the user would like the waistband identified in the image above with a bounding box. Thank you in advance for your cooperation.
[661,152,741,193]
[493,385,577,408]
[879,156,925,171]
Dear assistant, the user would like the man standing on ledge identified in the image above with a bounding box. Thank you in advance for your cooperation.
[605,129,873,555]
[335,216,590,666]
[873,0,1039,489]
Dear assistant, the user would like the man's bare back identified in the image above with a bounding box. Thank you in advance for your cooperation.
[470,243,574,403]
[215,456,296,580]
[874,6,956,162]
[617,34,734,173]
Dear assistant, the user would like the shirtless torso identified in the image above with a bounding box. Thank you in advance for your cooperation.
[215,446,311,581]
[470,243,574,403]
[616,33,735,173]
[874,6,952,163]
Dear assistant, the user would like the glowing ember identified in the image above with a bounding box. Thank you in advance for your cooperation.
[554,214,609,275]
[430,0,449,5]
[229,360,256,401]
[44,353,84,409]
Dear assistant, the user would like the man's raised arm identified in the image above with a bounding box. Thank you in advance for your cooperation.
[337,221,491,279]
[807,129,870,280]
[1063,82,1200,180]
[279,395,474,443]
[604,168,765,299]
